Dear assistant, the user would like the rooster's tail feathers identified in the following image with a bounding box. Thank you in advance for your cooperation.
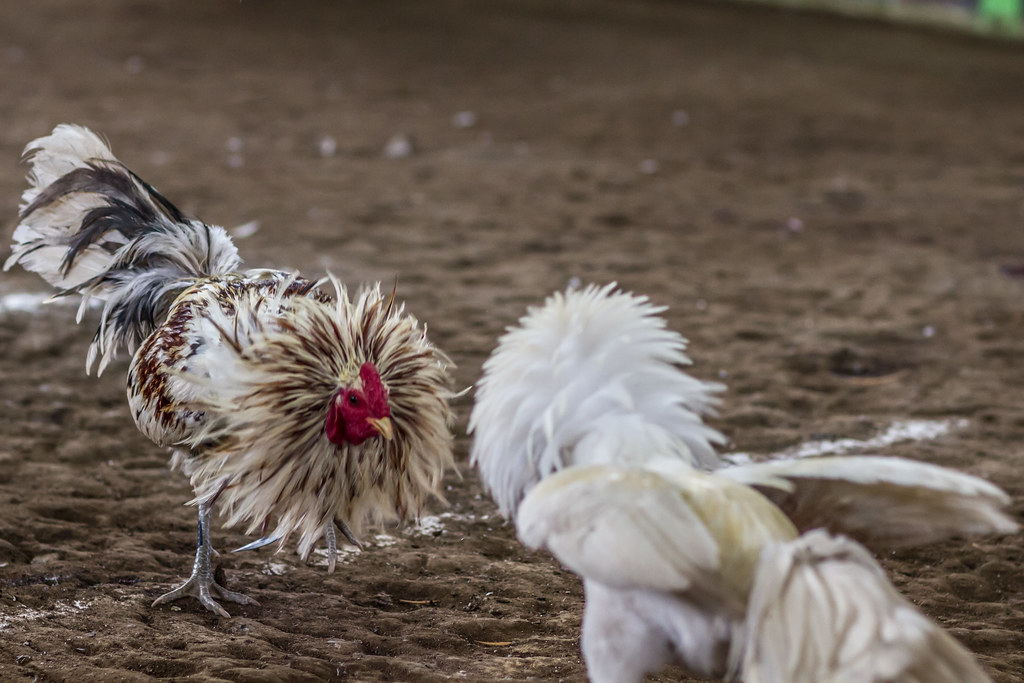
[737,530,993,682]
[5,124,241,373]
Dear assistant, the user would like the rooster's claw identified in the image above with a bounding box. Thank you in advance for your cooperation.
[152,574,257,618]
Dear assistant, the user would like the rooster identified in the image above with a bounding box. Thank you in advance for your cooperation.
[470,283,1015,682]
[6,125,455,617]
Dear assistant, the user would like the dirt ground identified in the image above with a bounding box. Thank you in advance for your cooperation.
[1,0,1024,681]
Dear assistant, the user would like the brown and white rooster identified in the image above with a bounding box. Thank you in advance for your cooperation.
[6,124,456,617]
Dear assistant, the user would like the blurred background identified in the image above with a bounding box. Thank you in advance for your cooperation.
[1,1,1023,681]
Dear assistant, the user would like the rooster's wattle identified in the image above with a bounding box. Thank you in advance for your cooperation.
[6,125,456,617]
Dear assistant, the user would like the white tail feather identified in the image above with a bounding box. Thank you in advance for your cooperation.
[739,530,993,683]
[722,456,1019,548]
[470,283,726,517]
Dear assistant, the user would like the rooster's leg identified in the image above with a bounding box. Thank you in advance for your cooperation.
[325,523,337,574]
[324,519,364,574]
[152,502,259,618]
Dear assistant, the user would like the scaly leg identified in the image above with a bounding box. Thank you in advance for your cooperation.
[325,519,364,574]
[231,518,363,574]
[325,522,337,574]
[152,502,258,618]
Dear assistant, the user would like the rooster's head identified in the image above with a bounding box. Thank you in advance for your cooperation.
[325,362,393,445]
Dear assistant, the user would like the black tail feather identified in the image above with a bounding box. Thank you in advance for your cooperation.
[7,124,242,373]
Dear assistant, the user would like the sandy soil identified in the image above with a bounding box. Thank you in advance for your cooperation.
[1,1,1024,681]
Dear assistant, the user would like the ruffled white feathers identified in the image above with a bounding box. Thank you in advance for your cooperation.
[518,459,999,683]
[740,530,993,683]
[471,282,1013,683]
[469,282,725,517]
[518,460,797,608]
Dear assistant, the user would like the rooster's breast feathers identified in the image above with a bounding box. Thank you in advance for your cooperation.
[128,272,455,560]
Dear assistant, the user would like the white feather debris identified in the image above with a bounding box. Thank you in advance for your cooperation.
[226,136,244,169]
[0,292,103,316]
[0,292,51,314]
[373,534,397,547]
[318,135,338,157]
[309,513,481,568]
[124,55,145,75]
[229,221,261,239]
[384,134,414,159]
[638,159,660,175]
[406,511,483,537]
[452,111,477,129]
[411,515,446,537]
[261,562,290,576]
[724,418,968,465]
[312,543,363,568]
[0,599,93,630]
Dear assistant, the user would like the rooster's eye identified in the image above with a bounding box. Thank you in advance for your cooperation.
[348,395,360,406]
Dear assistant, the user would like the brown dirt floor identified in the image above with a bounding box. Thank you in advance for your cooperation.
[1,0,1024,681]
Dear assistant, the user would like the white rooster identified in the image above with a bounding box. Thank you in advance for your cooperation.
[470,283,1015,682]
[6,125,456,617]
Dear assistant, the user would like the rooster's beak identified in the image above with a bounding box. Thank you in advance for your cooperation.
[367,416,394,440]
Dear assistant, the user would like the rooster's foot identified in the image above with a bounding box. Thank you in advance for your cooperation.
[152,501,258,618]
[152,571,257,619]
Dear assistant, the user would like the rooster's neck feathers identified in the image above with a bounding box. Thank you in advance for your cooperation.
[469,283,726,517]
